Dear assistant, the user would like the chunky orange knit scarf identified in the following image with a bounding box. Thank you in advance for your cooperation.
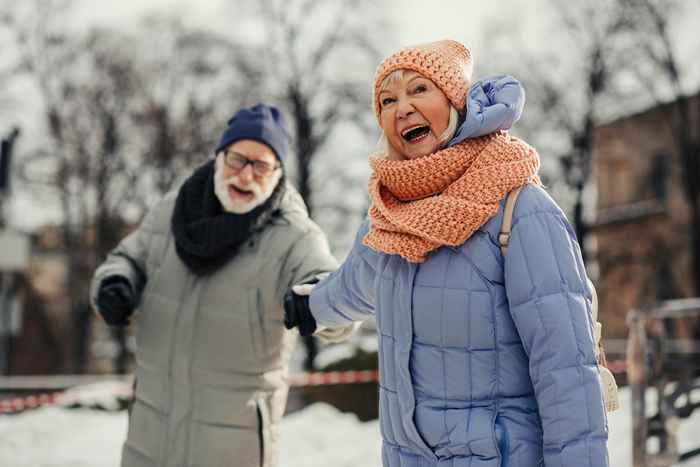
[364,131,541,263]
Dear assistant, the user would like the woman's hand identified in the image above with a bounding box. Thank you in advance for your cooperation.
[291,283,315,296]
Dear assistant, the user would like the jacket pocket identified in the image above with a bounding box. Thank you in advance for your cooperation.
[128,378,137,417]
[249,288,267,361]
[494,415,509,467]
[256,397,269,467]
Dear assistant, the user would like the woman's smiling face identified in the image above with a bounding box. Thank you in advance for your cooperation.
[378,70,451,160]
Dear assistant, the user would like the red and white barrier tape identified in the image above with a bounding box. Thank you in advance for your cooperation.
[288,370,379,387]
[2,362,631,415]
[0,384,134,414]
[1,393,60,414]
[0,370,379,415]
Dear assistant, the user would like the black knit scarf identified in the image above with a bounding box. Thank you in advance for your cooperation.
[171,159,285,275]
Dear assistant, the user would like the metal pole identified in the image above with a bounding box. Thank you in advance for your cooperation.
[0,272,10,374]
[0,161,6,373]
[0,128,22,375]
[0,185,5,230]
[628,311,648,467]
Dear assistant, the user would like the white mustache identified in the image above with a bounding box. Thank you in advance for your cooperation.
[223,176,263,198]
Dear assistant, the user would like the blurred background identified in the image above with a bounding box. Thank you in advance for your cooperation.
[0,0,699,466]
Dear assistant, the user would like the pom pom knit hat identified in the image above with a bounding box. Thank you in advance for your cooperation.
[372,39,473,121]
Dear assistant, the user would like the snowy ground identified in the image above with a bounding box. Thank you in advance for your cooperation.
[1,387,699,467]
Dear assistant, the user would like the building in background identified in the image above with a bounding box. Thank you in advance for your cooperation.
[590,92,700,345]
[5,223,134,375]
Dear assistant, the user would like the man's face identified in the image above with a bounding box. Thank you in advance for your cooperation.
[214,139,282,214]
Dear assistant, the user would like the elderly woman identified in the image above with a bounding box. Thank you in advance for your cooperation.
[286,40,608,467]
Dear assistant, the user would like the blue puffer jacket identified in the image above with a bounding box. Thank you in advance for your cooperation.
[308,77,608,467]
[310,185,608,466]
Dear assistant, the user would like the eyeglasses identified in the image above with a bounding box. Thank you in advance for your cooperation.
[224,150,280,177]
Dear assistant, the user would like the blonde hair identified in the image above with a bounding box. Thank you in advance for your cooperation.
[376,69,460,153]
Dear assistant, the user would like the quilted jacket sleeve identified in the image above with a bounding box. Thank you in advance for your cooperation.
[504,205,608,467]
[278,221,338,298]
[309,220,378,328]
[278,220,361,342]
[90,203,161,314]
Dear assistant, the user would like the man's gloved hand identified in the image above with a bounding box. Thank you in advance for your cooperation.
[96,276,136,326]
[283,284,317,336]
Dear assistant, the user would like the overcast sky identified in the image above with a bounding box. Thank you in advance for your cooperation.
[4,0,551,230]
[71,0,551,60]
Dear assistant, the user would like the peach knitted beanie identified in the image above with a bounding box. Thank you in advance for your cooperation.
[372,39,473,120]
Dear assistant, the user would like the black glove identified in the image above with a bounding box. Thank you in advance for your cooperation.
[283,288,317,337]
[96,276,136,326]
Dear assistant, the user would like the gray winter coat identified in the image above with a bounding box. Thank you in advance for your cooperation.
[91,184,344,467]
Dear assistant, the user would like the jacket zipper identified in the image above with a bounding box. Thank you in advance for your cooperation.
[250,288,266,360]
[161,271,193,467]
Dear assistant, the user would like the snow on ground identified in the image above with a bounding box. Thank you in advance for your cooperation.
[279,403,381,467]
[1,387,699,467]
[313,333,378,370]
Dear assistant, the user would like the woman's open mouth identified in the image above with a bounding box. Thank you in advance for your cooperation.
[401,125,431,144]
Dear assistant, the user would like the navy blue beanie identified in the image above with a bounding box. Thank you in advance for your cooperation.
[215,103,290,162]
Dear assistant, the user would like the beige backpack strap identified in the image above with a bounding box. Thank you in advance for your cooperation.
[499,185,526,256]
[587,270,620,411]
[588,278,606,364]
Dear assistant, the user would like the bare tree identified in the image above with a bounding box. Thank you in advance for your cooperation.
[255,0,381,215]
[12,18,145,372]
[514,1,634,259]
[0,2,23,153]
[3,0,384,373]
[130,16,263,201]
[6,1,262,372]
[0,11,13,113]
[242,0,383,369]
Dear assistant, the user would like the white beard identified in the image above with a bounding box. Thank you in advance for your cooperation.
[213,155,281,214]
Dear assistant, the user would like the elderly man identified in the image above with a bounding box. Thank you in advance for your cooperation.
[91,103,349,467]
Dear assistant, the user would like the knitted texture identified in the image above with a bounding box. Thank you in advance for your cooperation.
[373,39,473,121]
[364,131,541,263]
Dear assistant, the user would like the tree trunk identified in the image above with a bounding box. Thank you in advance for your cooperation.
[690,203,700,297]
[297,152,312,216]
[291,96,314,216]
[289,86,320,370]
[573,184,587,262]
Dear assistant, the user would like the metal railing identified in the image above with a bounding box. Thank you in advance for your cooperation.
[627,298,700,467]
